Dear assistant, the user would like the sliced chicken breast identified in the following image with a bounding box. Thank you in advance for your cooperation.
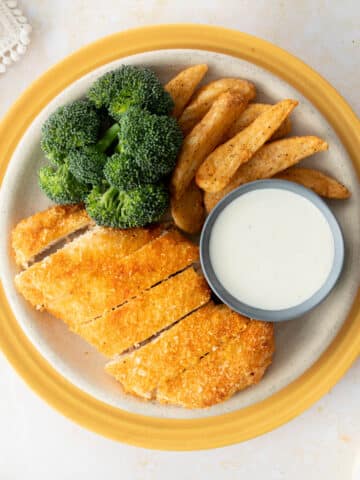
[105,303,250,399]
[14,225,163,326]
[75,267,211,356]
[11,204,93,268]
[157,321,274,408]
[15,228,198,328]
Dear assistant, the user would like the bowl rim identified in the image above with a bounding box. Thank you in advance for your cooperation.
[0,24,359,450]
[200,179,345,322]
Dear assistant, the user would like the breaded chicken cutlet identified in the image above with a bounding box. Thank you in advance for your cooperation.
[12,206,275,409]
[76,267,211,356]
[15,228,198,327]
[105,302,250,398]
[157,320,274,408]
[105,303,274,406]
[11,204,93,268]
[14,224,163,326]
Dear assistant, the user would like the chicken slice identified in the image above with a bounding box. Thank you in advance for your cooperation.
[157,321,274,408]
[15,228,198,328]
[14,225,163,327]
[105,303,250,399]
[75,267,211,356]
[11,204,93,268]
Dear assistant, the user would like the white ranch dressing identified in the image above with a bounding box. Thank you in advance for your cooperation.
[209,188,335,310]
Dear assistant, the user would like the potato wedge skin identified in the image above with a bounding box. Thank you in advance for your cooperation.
[196,99,298,193]
[225,103,292,141]
[271,117,291,141]
[275,167,350,199]
[178,78,256,134]
[171,91,248,201]
[171,181,205,234]
[165,64,208,119]
[204,135,328,212]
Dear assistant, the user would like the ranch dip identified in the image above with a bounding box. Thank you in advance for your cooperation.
[209,188,335,310]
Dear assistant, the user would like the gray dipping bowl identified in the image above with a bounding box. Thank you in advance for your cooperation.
[200,179,345,322]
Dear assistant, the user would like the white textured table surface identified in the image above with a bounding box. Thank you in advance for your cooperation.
[0,1,359,479]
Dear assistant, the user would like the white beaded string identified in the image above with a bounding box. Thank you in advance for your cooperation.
[0,0,32,74]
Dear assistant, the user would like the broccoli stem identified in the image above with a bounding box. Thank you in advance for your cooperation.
[102,185,119,209]
[96,123,121,152]
[58,162,68,178]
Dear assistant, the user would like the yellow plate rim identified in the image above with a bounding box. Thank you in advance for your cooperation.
[0,24,359,450]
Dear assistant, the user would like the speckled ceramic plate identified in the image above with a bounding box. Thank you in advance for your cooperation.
[0,25,359,450]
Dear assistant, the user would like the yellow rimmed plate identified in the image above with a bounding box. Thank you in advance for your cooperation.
[0,25,359,450]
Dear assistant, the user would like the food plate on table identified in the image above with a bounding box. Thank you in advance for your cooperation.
[0,25,359,450]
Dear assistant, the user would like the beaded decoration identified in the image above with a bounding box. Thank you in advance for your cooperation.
[0,0,31,74]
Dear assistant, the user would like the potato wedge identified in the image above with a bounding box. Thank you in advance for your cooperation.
[171,91,248,200]
[204,136,328,212]
[165,64,208,118]
[171,181,205,234]
[270,117,291,141]
[225,103,291,141]
[275,167,350,199]
[196,99,298,193]
[178,78,256,134]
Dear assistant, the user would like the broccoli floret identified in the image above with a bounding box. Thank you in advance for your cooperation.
[68,146,107,185]
[68,123,121,185]
[87,65,174,118]
[104,153,150,190]
[118,107,182,178]
[41,99,100,164]
[39,162,89,204]
[85,183,168,228]
[122,184,169,227]
[87,70,122,109]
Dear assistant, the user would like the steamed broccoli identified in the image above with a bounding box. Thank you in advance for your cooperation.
[86,70,122,109]
[85,183,168,228]
[39,65,181,228]
[39,162,89,204]
[104,153,148,190]
[67,146,107,186]
[87,65,174,118]
[68,123,121,185]
[40,99,100,164]
[117,107,182,179]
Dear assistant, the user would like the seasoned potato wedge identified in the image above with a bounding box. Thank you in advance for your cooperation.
[165,64,208,118]
[204,136,328,212]
[171,181,205,234]
[275,167,350,199]
[225,103,292,141]
[196,99,298,193]
[171,91,248,200]
[178,78,256,134]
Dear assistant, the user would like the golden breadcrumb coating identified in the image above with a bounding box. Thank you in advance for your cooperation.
[14,225,164,326]
[157,321,274,408]
[75,267,210,356]
[105,303,250,399]
[11,204,93,268]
